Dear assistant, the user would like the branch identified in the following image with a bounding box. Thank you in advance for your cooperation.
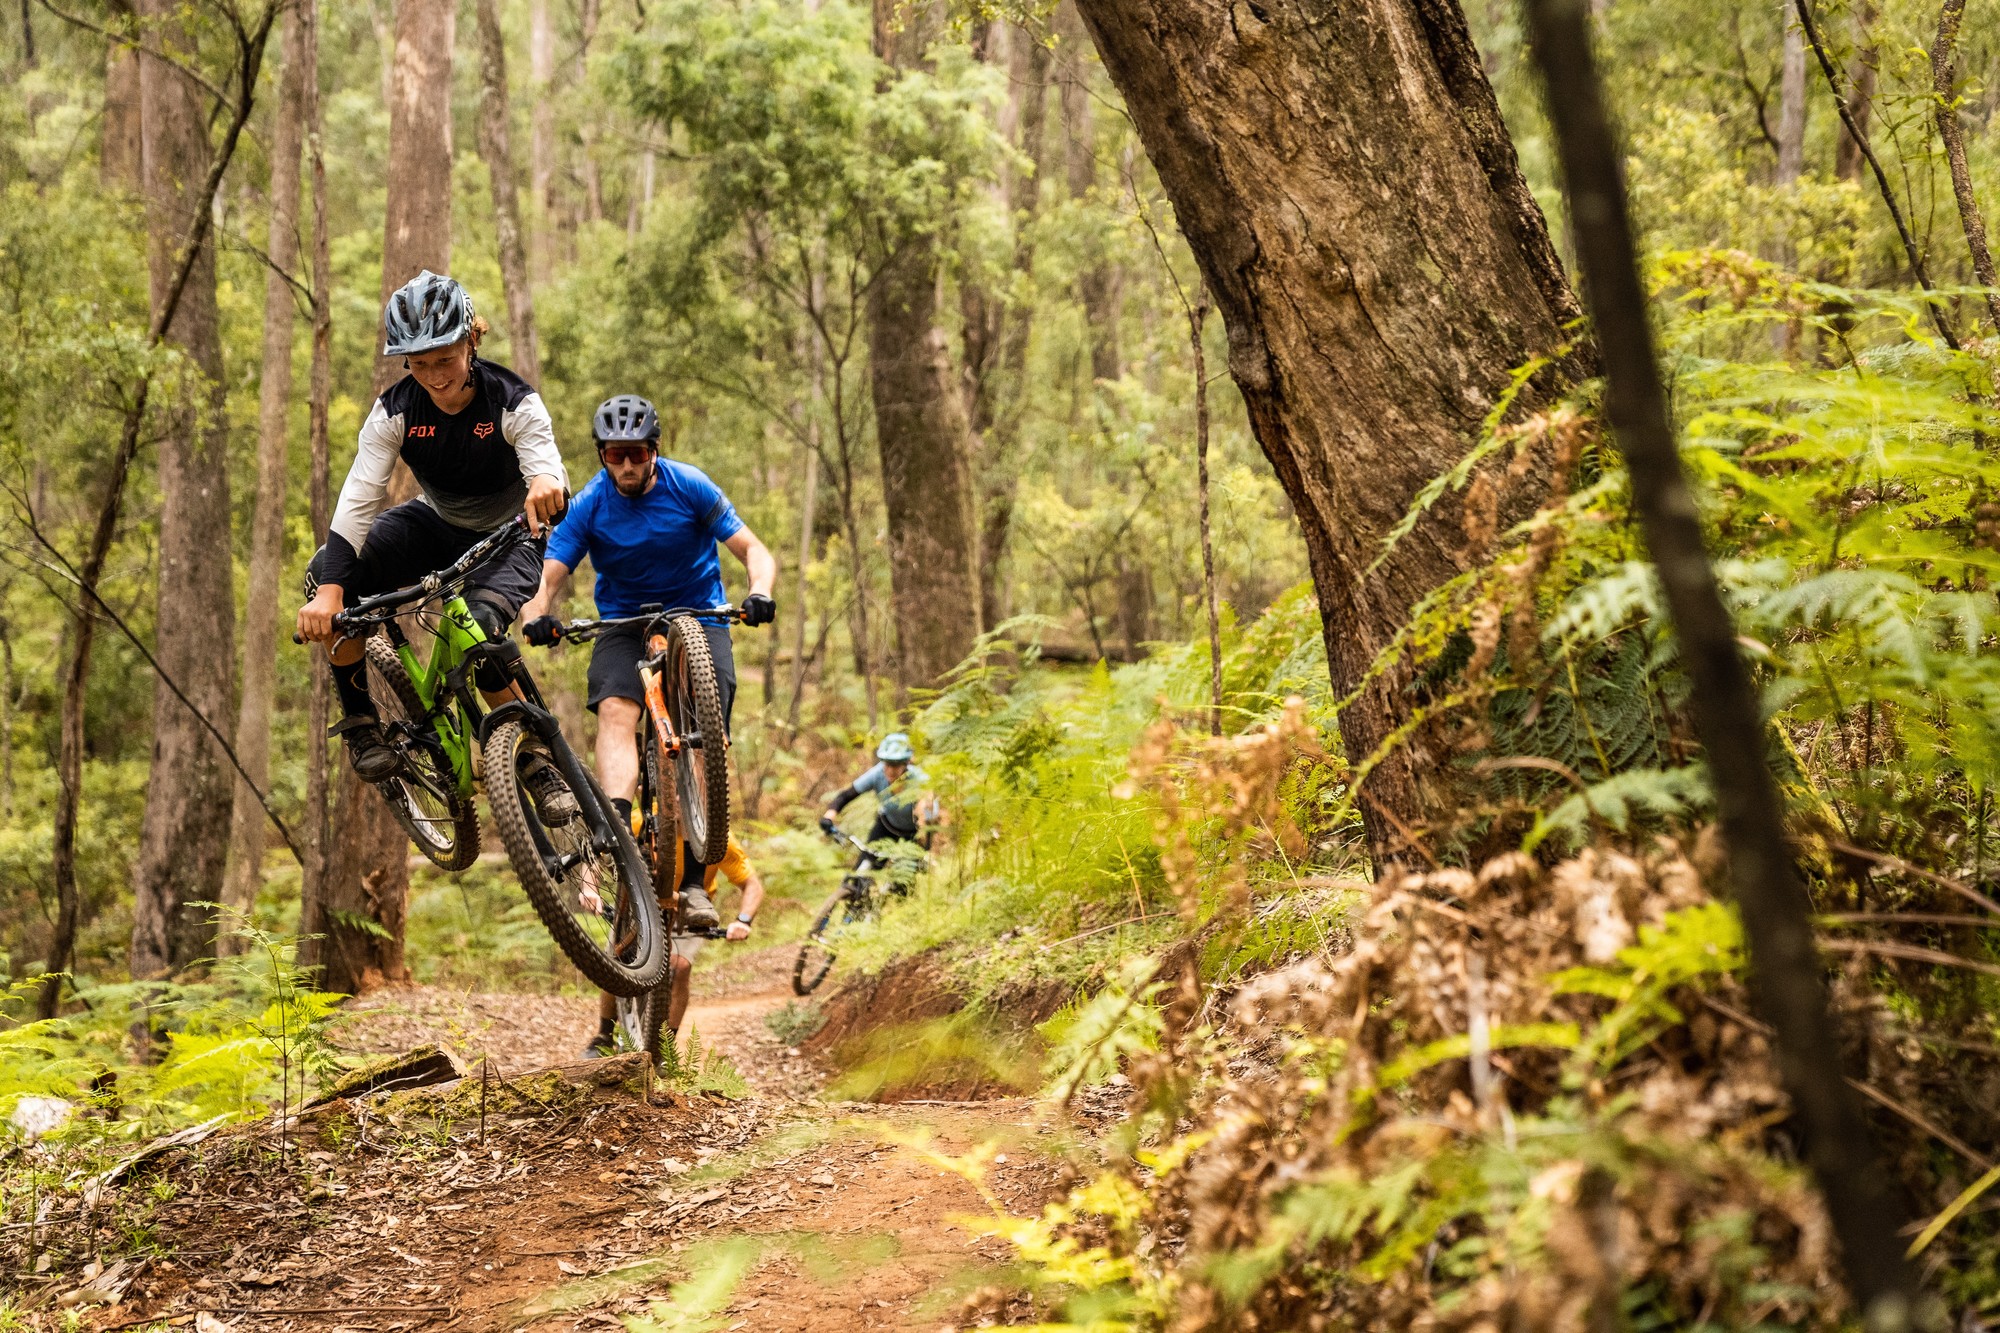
[1793,0,1960,349]
[20,510,304,867]
[33,0,231,106]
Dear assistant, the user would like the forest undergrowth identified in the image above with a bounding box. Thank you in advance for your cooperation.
[810,263,2000,1328]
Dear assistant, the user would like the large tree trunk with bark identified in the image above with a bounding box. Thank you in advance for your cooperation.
[528,0,555,283]
[220,7,308,950]
[130,0,239,980]
[475,0,542,381]
[319,0,456,995]
[1070,0,1586,859]
[868,0,985,687]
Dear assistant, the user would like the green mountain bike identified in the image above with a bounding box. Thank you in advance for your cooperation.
[298,515,667,996]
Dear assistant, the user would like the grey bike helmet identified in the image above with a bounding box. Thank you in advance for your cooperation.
[382,270,475,356]
[875,732,914,763]
[593,394,661,446]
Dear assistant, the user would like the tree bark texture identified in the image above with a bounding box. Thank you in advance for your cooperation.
[220,6,308,949]
[320,0,458,995]
[1931,0,2000,332]
[130,0,239,981]
[475,0,542,381]
[1069,0,1586,857]
[867,0,984,687]
[1523,0,1922,1318]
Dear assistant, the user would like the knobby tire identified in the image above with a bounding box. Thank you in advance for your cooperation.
[364,634,478,871]
[487,718,667,995]
[663,616,731,866]
[792,883,865,996]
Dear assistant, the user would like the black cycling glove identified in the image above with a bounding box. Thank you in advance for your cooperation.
[741,593,776,626]
[819,814,837,835]
[523,616,564,647]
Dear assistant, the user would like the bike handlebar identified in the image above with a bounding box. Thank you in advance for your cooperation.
[293,514,534,645]
[541,603,745,646]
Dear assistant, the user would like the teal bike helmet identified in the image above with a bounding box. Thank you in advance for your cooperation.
[875,732,914,763]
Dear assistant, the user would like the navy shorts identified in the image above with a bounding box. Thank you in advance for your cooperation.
[305,500,545,628]
[586,620,736,731]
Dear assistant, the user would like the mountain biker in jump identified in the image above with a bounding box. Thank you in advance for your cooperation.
[584,835,765,1057]
[517,392,776,932]
[819,732,942,872]
[295,270,573,819]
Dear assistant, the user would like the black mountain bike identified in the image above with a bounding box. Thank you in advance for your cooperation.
[792,828,886,996]
[297,516,666,996]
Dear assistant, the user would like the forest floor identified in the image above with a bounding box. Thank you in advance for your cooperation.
[57,945,1076,1332]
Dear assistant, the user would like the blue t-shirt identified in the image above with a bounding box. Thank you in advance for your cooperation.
[852,762,930,828]
[546,459,744,617]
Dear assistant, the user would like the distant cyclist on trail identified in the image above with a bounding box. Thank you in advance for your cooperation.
[295,270,572,817]
[820,732,942,868]
[517,393,777,931]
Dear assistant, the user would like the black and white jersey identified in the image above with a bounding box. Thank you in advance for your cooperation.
[322,359,567,585]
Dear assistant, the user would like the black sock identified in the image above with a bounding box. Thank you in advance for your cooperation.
[596,1015,616,1037]
[680,840,703,890]
[613,797,633,827]
[331,656,376,722]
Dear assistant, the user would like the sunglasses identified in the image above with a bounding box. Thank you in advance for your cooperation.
[600,445,653,466]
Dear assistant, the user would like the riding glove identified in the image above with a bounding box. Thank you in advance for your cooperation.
[524,615,564,647]
[741,593,777,626]
[819,814,837,835]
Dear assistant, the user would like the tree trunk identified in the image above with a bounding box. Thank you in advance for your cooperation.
[529,0,555,283]
[1069,0,1586,858]
[129,0,240,981]
[1776,2,1806,184]
[1056,1,1122,387]
[868,0,984,687]
[1931,0,2000,332]
[297,0,337,983]
[1523,0,1920,1315]
[220,6,308,950]
[101,1,142,193]
[320,0,457,995]
[475,0,542,381]
[977,22,1053,633]
[1834,2,1877,182]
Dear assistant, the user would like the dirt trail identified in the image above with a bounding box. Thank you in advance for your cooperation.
[71,948,1069,1331]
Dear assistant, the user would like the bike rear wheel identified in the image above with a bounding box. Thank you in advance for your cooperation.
[791,879,871,996]
[364,635,479,871]
[661,616,731,865]
[487,719,667,995]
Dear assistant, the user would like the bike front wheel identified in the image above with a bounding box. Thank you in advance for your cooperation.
[792,880,871,996]
[365,634,479,871]
[486,719,667,995]
[661,616,731,865]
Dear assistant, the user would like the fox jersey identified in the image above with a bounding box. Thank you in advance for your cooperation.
[323,358,566,586]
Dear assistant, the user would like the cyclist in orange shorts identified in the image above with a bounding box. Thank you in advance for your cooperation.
[584,835,764,1056]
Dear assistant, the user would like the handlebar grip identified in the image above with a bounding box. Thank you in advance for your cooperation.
[292,633,305,645]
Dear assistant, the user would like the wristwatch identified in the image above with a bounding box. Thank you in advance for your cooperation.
[737,913,755,926]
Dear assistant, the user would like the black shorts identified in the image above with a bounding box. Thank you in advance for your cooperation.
[586,620,736,731]
[305,500,545,627]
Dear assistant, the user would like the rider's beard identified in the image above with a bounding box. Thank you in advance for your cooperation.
[613,471,649,498]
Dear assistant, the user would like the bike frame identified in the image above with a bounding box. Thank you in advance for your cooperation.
[377,592,488,797]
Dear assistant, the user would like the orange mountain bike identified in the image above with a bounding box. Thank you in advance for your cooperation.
[545,603,749,1057]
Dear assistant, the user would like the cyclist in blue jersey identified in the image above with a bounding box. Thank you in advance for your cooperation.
[518,394,776,929]
[820,732,942,869]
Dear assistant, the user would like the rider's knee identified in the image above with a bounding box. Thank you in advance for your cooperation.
[468,597,514,691]
[671,953,693,981]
